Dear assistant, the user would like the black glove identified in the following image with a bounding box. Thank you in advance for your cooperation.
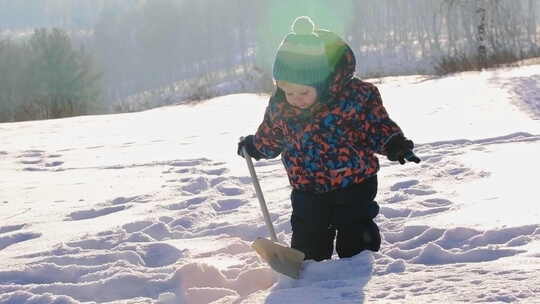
[385,134,420,164]
[237,135,264,160]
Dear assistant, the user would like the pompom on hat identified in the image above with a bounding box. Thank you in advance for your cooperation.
[273,16,331,87]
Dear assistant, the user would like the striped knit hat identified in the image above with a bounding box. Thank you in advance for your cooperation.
[273,16,331,87]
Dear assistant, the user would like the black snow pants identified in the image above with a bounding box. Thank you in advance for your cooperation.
[290,175,381,261]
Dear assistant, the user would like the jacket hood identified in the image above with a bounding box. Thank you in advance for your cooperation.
[316,30,356,100]
[271,30,357,119]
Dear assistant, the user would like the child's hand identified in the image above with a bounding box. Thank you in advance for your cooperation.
[237,135,264,160]
[385,135,420,164]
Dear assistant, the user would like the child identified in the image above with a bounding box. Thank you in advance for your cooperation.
[238,16,419,261]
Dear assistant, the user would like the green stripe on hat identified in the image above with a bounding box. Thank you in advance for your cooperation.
[273,16,331,86]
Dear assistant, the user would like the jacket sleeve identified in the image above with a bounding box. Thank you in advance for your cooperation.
[364,85,404,155]
[252,103,284,159]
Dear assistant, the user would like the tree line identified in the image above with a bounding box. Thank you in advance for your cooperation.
[0,0,539,122]
[0,29,101,122]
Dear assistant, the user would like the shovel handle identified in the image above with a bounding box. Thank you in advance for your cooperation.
[242,146,279,242]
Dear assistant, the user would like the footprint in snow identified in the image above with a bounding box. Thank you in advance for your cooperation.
[447,167,470,176]
[385,193,409,204]
[217,183,245,196]
[390,180,420,191]
[389,180,437,196]
[238,176,253,184]
[110,195,151,205]
[0,224,26,235]
[410,242,524,265]
[165,196,208,210]
[210,176,228,187]
[166,158,240,197]
[169,217,194,229]
[420,198,453,208]
[423,155,443,164]
[66,232,123,250]
[23,167,48,172]
[181,177,209,195]
[19,158,42,165]
[212,199,248,212]
[65,205,130,221]
[19,150,45,157]
[140,222,172,241]
[202,167,229,176]
[17,151,65,170]
[381,204,449,219]
[380,207,412,219]
[45,161,64,167]
[0,231,42,250]
[39,250,144,267]
[135,243,184,267]
[403,188,437,196]
[170,159,207,167]
[122,220,154,233]
[383,225,430,243]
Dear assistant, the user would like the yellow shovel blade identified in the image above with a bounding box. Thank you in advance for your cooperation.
[252,237,305,279]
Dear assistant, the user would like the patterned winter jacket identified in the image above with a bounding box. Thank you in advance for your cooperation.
[253,31,403,193]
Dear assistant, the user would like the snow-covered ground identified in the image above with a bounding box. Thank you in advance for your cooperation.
[1,64,539,304]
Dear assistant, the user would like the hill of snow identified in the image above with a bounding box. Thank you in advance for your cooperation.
[0,65,539,303]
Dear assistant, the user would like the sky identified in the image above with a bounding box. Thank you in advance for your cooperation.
[0,64,539,303]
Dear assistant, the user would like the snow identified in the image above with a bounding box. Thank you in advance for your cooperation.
[1,64,540,303]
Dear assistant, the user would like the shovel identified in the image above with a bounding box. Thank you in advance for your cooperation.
[242,146,305,279]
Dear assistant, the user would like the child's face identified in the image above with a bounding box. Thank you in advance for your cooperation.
[278,81,318,109]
